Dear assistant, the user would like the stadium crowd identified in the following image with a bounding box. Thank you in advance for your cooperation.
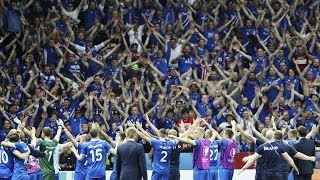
[0,0,320,177]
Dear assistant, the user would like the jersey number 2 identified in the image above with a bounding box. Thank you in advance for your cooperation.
[160,151,168,163]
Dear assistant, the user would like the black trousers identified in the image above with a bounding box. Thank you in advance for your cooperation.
[294,173,313,180]
[256,172,286,180]
[169,168,180,180]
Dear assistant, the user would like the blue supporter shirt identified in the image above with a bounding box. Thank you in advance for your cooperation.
[127,115,144,126]
[150,139,176,174]
[162,7,175,25]
[252,55,269,74]
[44,44,58,65]
[196,102,213,118]
[160,116,175,129]
[258,27,270,45]
[263,77,283,102]
[81,140,111,178]
[69,117,87,136]
[242,80,260,102]
[84,8,102,30]
[178,55,194,74]
[0,130,8,142]
[283,76,300,100]
[242,27,256,46]
[154,58,169,75]
[4,8,21,32]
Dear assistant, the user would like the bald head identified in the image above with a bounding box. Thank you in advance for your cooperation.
[265,129,274,140]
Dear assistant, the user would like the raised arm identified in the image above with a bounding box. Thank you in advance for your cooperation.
[168,134,196,146]
[144,114,160,137]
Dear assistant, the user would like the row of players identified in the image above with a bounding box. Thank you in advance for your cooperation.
[0,115,317,180]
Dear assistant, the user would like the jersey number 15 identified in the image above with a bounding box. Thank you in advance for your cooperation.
[90,149,103,162]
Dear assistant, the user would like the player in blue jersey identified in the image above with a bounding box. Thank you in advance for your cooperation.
[136,114,177,180]
[204,128,220,180]
[73,123,116,180]
[169,118,211,180]
[1,130,31,180]
[202,120,221,180]
[0,131,30,180]
[0,146,14,180]
[63,123,90,180]
[89,122,126,180]
[217,121,238,180]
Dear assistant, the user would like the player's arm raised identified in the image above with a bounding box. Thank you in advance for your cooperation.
[168,134,196,146]
[201,118,222,141]
[180,117,202,138]
[61,122,79,148]
[71,146,85,161]
[94,122,116,147]
[144,114,160,137]
[54,119,63,142]
[135,122,152,143]
[250,122,268,142]
[91,123,117,155]
[236,125,256,143]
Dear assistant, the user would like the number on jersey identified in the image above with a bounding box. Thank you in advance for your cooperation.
[47,151,53,162]
[210,149,218,161]
[0,150,8,163]
[90,149,103,162]
[160,151,168,163]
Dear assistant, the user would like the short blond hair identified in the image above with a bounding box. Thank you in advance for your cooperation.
[126,127,137,139]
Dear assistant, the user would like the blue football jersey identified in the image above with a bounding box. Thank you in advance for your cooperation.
[81,140,111,178]
[210,140,220,167]
[0,147,14,178]
[151,139,176,174]
[75,143,88,175]
[12,142,29,180]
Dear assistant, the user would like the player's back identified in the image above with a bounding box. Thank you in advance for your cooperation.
[75,143,88,175]
[13,142,28,171]
[170,141,182,169]
[151,139,175,174]
[39,139,58,174]
[257,141,284,174]
[220,138,237,170]
[84,140,111,178]
[12,142,29,180]
[210,140,220,167]
[0,147,14,178]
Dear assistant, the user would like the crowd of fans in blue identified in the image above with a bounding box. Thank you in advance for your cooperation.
[0,0,320,171]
